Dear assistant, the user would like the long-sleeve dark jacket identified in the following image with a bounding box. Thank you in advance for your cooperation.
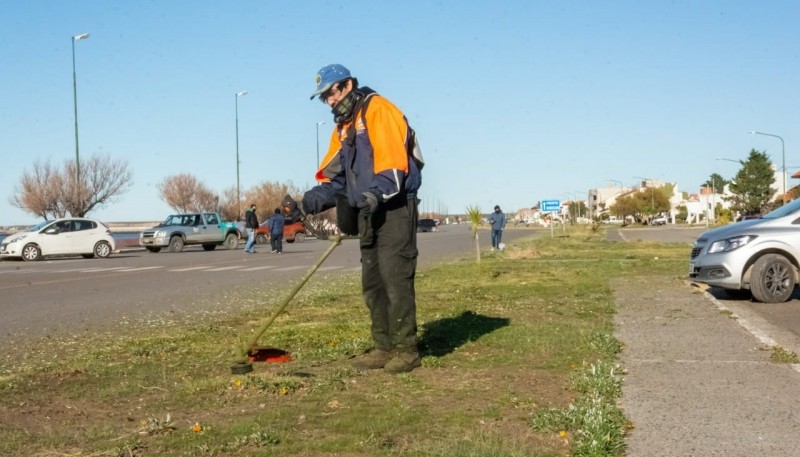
[245,209,259,229]
[267,214,285,236]
[303,89,421,213]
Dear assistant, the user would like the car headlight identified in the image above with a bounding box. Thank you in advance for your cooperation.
[707,235,757,254]
[5,235,26,244]
[155,230,168,237]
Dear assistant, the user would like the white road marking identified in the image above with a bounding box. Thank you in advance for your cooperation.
[275,266,305,272]
[115,266,163,272]
[170,266,212,272]
[239,266,277,271]
[205,266,243,272]
[79,267,129,273]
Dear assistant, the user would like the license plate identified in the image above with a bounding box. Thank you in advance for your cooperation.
[689,262,695,275]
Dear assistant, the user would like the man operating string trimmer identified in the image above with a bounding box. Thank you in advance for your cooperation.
[284,64,423,374]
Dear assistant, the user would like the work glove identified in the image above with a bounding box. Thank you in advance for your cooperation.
[357,192,379,218]
[281,194,306,222]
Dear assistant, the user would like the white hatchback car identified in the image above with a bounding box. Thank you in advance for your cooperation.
[0,218,116,261]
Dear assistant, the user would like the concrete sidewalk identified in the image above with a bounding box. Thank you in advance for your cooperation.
[614,276,800,457]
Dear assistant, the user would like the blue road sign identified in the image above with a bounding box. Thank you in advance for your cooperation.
[542,200,561,212]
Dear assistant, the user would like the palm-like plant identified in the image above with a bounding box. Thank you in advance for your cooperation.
[466,205,483,264]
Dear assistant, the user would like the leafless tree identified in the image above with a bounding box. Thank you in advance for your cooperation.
[63,155,134,217]
[157,173,219,214]
[9,160,63,220]
[10,155,133,219]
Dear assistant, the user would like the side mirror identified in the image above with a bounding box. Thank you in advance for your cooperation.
[45,228,59,235]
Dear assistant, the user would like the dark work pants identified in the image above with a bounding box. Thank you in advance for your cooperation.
[270,234,283,252]
[359,195,419,352]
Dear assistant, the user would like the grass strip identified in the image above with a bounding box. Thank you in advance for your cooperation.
[0,226,688,456]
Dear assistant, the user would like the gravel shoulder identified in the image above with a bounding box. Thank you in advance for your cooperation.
[613,275,800,457]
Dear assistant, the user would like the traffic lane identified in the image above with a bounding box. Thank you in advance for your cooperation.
[0,225,530,342]
[0,242,359,341]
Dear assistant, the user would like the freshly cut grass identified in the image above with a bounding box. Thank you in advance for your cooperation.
[0,226,688,456]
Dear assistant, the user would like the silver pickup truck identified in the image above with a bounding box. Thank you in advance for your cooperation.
[139,212,241,253]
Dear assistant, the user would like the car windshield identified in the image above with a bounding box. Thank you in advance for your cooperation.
[761,199,800,219]
[163,215,187,226]
[29,221,53,232]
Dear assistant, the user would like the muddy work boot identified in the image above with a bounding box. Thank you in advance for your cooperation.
[351,349,393,371]
[384,351,421,374]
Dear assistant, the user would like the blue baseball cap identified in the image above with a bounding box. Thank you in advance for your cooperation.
[310,64,351,100]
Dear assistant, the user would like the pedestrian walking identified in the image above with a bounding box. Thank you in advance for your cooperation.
[292,63,423,373]
[489,205,506,251]
[244,204,259,254]
[268,208,284,253]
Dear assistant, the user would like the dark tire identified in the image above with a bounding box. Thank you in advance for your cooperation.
[223,233,239,250]
[750,254,796,303]
[168,236,185,253]
[256,234,268,245]
[202,244,217,251]
[145,247,161,253]
[294,232,305,243]
[22,244,41,261]
[94,241,112,258]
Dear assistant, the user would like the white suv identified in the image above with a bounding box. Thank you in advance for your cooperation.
[689,199,800,302]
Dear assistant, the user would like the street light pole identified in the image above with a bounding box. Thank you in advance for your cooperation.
[235,91,248,219]
[574,190,584,220]
[71,33,89,214]
[315,121,326,167]
[749,130,786,204]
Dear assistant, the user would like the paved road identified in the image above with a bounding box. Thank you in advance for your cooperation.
[0,224,533,343]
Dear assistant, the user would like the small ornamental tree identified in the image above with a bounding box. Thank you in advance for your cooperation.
[466,205,483,264]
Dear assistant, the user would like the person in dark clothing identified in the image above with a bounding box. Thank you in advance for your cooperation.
[489,205,506,251]
[299,64,422,374]
[267,208,285,253]
[244,204,259,254]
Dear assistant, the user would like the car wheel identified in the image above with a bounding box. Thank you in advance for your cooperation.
[202,244,217,251]
[256,234,268,245]
[750,254,796,303]
[145,247,161,253]
[22,244,41,261]
[223,233,239,250]
[294,232,305,243]
[94,241,112,258]
[168,236,185,253]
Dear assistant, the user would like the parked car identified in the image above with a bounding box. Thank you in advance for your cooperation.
[0,218,115,261]
[689,198,800,303]
[651,215,668,226]
[139,212,240,253]
[255,219,309,244]
[418,218,437,232]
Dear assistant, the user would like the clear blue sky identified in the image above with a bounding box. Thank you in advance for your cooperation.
[1,1,798,226]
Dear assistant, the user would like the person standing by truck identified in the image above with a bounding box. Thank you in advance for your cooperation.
[267,208,285,254]
[298,64,422,373]
[244,204,259,254]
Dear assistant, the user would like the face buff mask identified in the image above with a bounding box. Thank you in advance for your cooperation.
[331,90,360,124]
